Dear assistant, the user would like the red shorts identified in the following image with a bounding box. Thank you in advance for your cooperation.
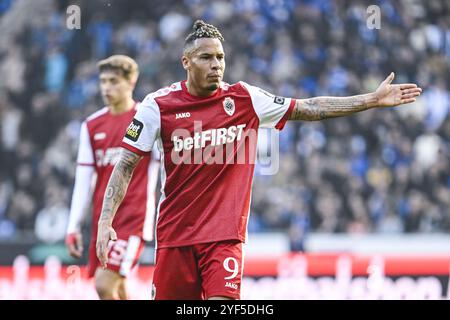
[152,240,243,300]
[88,235,145,278]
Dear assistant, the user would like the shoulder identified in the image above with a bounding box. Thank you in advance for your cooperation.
[85,107,109,124]
[83,107,110,135]
[220,81,251,95]
[221,81,269,100]
[142,82,183,107]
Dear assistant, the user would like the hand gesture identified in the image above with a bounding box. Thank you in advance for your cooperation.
[375,72,422,107]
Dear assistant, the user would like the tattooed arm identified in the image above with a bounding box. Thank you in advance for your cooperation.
[289,73,422,121]
[289,93,378,121]
[96,148,142,268]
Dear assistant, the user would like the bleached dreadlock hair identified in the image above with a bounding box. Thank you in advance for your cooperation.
[184,20,224,55]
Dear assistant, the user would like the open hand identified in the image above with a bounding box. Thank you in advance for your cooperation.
[375,72,422,107]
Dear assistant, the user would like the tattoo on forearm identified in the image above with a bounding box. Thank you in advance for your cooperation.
[99,149,142,223]
[289,94,378,121]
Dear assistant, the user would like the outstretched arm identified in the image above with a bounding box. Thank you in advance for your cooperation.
[96,148,142,268]
[289,73,422,121]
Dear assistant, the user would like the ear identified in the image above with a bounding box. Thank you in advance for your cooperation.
[181,55,190,71]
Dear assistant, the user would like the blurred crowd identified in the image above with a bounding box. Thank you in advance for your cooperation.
[0,0,449,251]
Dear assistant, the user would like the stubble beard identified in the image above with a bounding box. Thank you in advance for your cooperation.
[207,83,219,91]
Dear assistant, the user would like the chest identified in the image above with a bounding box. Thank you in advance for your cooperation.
[88,115,134,167]
[159,93,256,137]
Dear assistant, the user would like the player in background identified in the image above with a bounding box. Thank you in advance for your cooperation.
[66,55,159,300]
[96,21,422,300]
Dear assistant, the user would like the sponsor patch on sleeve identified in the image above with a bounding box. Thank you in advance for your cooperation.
[125,118,143,142]
[274,96,285,105]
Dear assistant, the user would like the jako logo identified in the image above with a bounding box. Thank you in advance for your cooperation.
[225,282,238,290]
[176,112,191,119]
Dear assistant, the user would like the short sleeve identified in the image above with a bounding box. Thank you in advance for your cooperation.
[121,95,161,155]
[76,121,95,166]
[240,81,295,130]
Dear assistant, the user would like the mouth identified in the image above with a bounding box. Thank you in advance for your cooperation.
[208,75,221,81]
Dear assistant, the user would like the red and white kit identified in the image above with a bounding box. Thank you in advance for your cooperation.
[68,103,159,277]
[122,81,294,298]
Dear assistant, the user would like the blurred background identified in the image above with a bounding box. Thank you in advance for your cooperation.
[0,0,449,299]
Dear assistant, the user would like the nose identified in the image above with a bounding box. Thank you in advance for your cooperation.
[101,82,111,94]
[211,57,221,70]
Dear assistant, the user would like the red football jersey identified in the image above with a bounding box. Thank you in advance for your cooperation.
[77,103,157,241]
[121,81,294,248]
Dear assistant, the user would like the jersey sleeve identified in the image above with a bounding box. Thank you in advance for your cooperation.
[121,94,161,156]
[76,121,95,166]
[67,165,95,234]
[142,153,160,242]
[151,142,161,161]
[240,81,295,130]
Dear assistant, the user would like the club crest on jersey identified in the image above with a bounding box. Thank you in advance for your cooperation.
[222,97,235,116]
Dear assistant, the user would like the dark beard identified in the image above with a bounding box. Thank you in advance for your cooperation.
[207,83,218,91]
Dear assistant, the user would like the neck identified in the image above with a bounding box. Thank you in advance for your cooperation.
[185,80,218,97]
[109,97,134,115]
